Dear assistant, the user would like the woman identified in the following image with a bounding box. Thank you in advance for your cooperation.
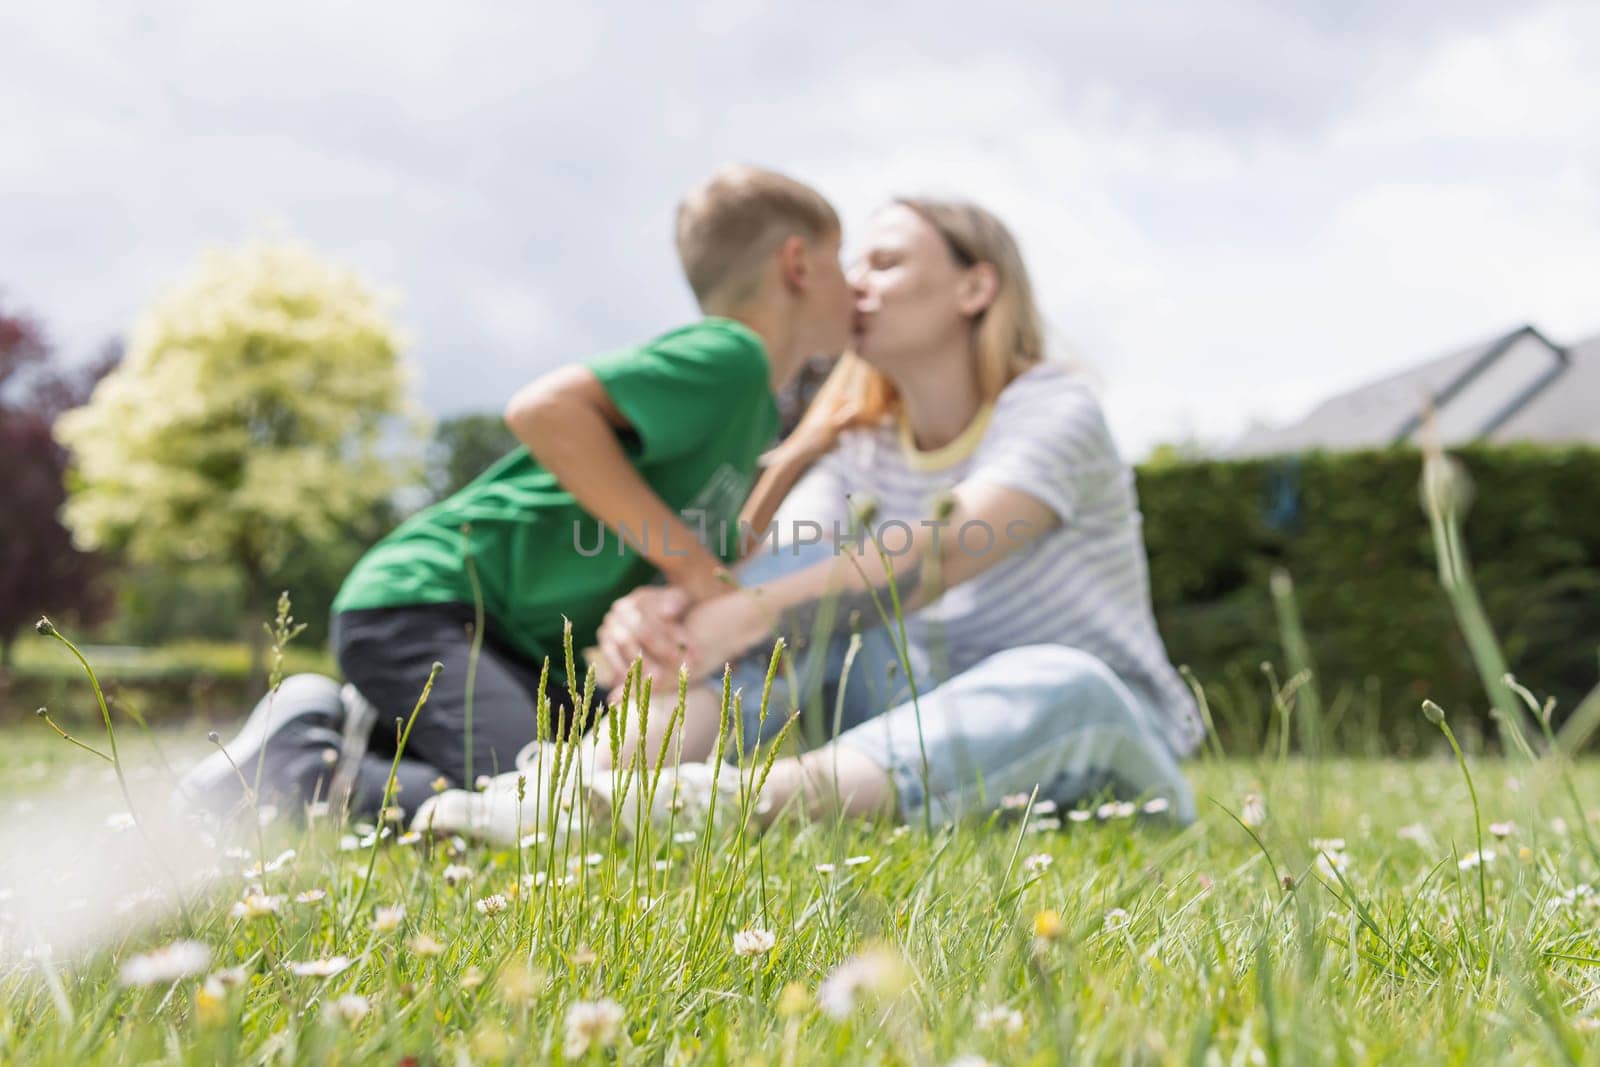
[422,196,1202,840]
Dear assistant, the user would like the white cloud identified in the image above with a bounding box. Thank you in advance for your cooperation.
[2,0,1596,461]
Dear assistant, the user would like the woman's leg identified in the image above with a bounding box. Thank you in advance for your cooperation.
[755,644,1197,826]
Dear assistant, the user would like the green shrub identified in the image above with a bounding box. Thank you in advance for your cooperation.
[0,641,335,726]
[1140,445,1600,748]
[7,446,1596,750]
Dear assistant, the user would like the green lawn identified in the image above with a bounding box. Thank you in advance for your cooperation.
[0,723,1597,1065]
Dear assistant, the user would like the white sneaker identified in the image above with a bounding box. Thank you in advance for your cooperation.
[592,761,742,841]
[175,674,344,815]
[409,742,599,847]
[325,683,380,808]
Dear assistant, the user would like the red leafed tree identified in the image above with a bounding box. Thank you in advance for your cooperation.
[0,303,116,668]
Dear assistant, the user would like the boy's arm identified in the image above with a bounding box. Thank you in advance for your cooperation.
[505,365,728,602]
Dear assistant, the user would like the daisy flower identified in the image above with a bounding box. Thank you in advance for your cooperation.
[286,956,351,978]
[119,940,212,986]
[229,893,283,921]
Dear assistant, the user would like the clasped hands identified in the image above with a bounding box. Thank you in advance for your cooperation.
[592,575,769,698]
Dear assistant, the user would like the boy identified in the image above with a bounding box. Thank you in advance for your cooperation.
[178,165,855,818]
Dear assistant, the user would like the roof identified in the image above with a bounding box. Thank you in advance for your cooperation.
[1230,324,1600,457]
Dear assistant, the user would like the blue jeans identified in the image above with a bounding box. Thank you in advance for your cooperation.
[727,542,1197,825]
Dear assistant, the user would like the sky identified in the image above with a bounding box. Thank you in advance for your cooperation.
[4,0,1598,459]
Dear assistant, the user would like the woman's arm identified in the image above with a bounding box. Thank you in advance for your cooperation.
[685,480,1060,671]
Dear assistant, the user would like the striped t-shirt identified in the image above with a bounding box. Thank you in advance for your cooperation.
[772,362,1203,756]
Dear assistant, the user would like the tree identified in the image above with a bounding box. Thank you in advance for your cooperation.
[427,413,519,502]
[56,239,424,680]
[0,306,114,668]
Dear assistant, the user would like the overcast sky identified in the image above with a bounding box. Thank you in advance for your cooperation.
[5,1,1597,458]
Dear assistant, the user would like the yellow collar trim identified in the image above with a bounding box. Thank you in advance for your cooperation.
[898,403,994,472]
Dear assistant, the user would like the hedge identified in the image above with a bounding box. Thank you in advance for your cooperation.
[1138,445,1600,752]
[0,642,335,729]
[4,446,1597,752]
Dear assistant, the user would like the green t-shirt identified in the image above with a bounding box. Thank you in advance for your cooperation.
[332,318,779,677]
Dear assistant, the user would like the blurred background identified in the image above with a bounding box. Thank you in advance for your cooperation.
[3,1,1597,748]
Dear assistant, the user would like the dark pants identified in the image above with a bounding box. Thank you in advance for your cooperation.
[327,604,591,816]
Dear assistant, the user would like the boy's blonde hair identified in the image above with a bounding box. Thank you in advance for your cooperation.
[675,164,840,310]
[793,197,1045,446]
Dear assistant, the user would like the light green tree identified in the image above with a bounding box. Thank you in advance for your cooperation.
[57,237,424,678]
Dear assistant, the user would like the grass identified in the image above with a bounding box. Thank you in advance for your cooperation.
[0,713,1598,1064]
[2,450,1595,1064]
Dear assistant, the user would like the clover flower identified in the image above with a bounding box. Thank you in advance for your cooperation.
[733,928,776,957]
[975,1005,1023,1035]
[563,998,624,1057]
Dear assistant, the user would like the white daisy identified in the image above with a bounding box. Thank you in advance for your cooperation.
[242,849,297,878]
[229,893,283,921]
[119,940,212,986]
[286,956,351,978]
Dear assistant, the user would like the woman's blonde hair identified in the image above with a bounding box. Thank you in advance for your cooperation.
[791,197,1045,449]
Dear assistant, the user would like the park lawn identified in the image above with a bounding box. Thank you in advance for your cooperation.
[0,723,1597,1065]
